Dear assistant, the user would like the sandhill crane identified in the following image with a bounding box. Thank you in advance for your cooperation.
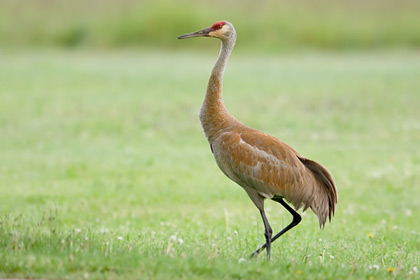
[178,21,337,259]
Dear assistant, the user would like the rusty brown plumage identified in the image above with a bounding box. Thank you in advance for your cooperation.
[179,21,338,259]
[208,120,337,228]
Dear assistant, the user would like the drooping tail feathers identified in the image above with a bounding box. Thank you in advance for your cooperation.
[298,156,338,228]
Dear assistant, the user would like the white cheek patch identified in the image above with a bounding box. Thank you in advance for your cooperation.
[220,25,228,32]
[210,25,229,38]
[220,25,229,36]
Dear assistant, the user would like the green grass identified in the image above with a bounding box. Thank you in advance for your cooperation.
[0,49,420,279]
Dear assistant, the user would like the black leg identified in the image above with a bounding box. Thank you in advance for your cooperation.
[250,197,301,258]
[257,209,272,260]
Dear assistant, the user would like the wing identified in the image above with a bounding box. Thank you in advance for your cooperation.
[212,127,318,211]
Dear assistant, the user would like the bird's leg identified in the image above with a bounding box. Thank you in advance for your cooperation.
[250,197,301,258]
[254,209,273,260]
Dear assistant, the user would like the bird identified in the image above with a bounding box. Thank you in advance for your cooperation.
[178,21,337,259]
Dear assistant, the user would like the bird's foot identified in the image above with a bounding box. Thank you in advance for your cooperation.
[250,251,259,259]
[250,247,263,259]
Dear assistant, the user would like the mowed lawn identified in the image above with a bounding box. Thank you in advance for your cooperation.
[0,50,419,279]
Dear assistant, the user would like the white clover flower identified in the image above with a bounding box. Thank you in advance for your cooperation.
[117,236,123,241]
[238,257,247,264]
[369,264,380,270]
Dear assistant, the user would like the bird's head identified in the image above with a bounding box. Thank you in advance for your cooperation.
[178,21,236,41]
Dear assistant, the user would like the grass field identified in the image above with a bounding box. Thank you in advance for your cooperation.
[0,49,420,279]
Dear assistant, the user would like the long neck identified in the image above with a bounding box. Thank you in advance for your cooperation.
[199,38,236,142]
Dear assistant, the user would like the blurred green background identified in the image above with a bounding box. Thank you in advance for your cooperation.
[1,0,420,51]
[1,1,420,279]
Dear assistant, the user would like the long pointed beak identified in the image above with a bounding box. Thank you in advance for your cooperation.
[178,27,212,39]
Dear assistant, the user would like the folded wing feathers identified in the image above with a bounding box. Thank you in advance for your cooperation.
[213,128,337,229]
